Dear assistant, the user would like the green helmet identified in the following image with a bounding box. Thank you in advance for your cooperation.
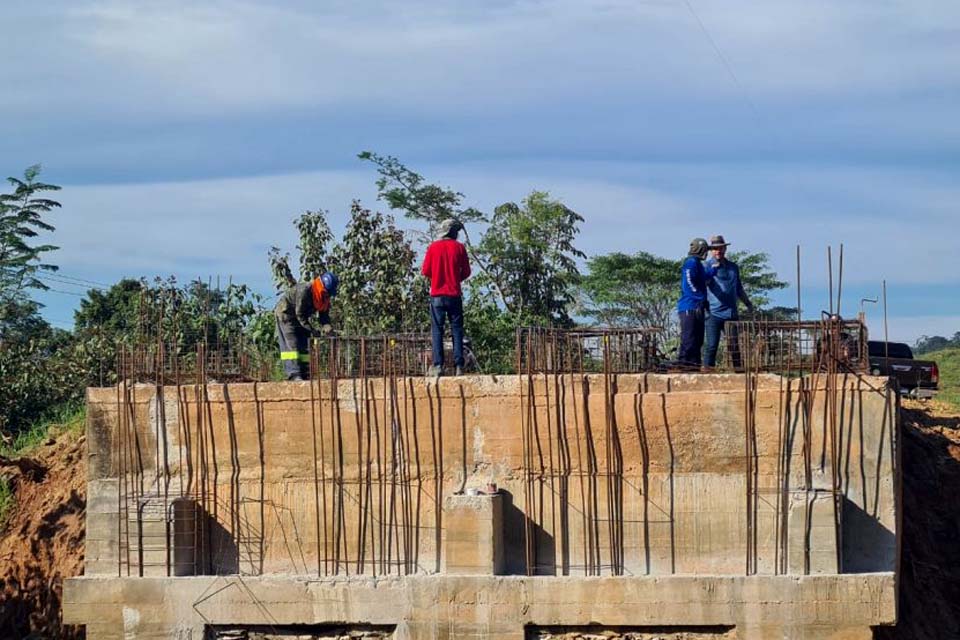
[689,237,709,258]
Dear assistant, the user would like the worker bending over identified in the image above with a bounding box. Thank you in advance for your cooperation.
[275,272,339,381]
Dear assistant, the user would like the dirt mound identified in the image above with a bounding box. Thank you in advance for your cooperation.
[0,430,86,639]
[875,399,960,639]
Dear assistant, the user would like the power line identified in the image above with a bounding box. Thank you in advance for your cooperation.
[43,272,112,288]
[34,274,105,291]
[681,0,764,126]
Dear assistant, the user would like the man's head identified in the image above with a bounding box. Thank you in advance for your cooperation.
[688,237,709,259]
[438,218,463,240]
[320,272,339,297]
[709,234,730,260]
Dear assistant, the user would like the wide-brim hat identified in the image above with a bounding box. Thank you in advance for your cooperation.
[709,234,731,248]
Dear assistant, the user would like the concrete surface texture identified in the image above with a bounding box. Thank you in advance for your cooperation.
[66,373,899,638]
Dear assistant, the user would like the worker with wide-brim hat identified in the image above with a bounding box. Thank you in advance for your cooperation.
[704,234,754,370]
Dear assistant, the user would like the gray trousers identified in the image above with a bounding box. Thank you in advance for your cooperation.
[276,313,309,379]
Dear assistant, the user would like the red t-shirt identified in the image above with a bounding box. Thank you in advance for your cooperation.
[421,238,471,297]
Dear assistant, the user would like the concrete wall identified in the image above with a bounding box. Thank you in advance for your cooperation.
[82,374,898,578]
[69,373,899,638]
[63,574,895,640]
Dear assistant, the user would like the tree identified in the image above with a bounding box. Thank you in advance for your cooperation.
[269,203,428,336]
[296,210,333,281]
[475,191,585,326]
[268,209,333,293]
[358,151,486,236]
[728,250,788,309]
[0,300,82,435]
[580,249,790,340]
[359,151,511,311]
[579,251,679,335]
[0,165,62,303]
[328,201,428,334]
[915,333,960,355]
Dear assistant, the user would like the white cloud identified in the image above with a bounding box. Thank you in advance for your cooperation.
[2,0,957,123]
[46,158,958,288]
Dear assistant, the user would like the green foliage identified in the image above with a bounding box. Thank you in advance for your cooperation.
[296,210,333,280]
[581,249,789,340]
[0,304,85,435]
[915,333,960,355]
[726,250,788,309]
[268,210,333,293]
[268,201,429,336]
[358,151,487,234]
[475,191,585,326]
[922,347,960,410]
[0,165,62,303]
[580,251,679,335]
[268,246,296,292]
[460,290,517,374]
[73,278,142,341]
[1,403,85,458]
[328,201,428,334]
[0,478,13,529]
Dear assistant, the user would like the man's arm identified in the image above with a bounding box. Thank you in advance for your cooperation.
[421,244,433,278]
[735,266,754,310]
[295,287,315,330]
[682,259,697,293]
[460,244,471,281]
[702,261,717,280]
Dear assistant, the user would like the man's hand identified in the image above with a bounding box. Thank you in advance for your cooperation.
[311,324,334,338]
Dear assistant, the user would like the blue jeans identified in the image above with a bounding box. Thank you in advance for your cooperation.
[704,315,740,369]
[430,296,464,368]
[678,308,705,366]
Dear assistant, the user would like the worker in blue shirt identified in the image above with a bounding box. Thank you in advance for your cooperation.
[676,238,717,367]
[704,234,754,370]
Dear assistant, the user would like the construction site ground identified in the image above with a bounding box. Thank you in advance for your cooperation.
[1,398,960,639]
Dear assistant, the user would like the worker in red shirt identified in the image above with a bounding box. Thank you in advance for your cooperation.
[421,219,471,376]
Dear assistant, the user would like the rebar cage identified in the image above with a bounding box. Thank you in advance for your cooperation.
[724,316,869,375]
[516,327,662,375]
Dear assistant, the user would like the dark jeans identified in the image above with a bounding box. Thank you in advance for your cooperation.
[704,315,740,369]
[678,308,705,367]
[430,295,464,368]
[276,312,309,380]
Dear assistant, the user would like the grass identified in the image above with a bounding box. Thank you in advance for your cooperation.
[0,402,85,529]
[0,402,86,458]
[921,347,960,410]
[0,477,13,528]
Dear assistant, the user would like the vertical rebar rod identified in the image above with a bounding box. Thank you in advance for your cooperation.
[837,243,844,317]
[828,246,834,316]
[883,281,889,369]
[309,339,323,576]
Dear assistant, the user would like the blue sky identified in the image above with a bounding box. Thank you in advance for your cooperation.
[2,0,958,342]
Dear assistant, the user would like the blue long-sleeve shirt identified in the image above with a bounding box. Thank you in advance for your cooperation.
[705,258,751,320]
[677,256,717,312]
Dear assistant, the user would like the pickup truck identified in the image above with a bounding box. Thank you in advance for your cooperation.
[867,340,939,398]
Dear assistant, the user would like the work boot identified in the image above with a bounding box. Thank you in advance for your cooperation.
[288,375,304,382]
[455,366,464,376]
[426,365,442,378]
